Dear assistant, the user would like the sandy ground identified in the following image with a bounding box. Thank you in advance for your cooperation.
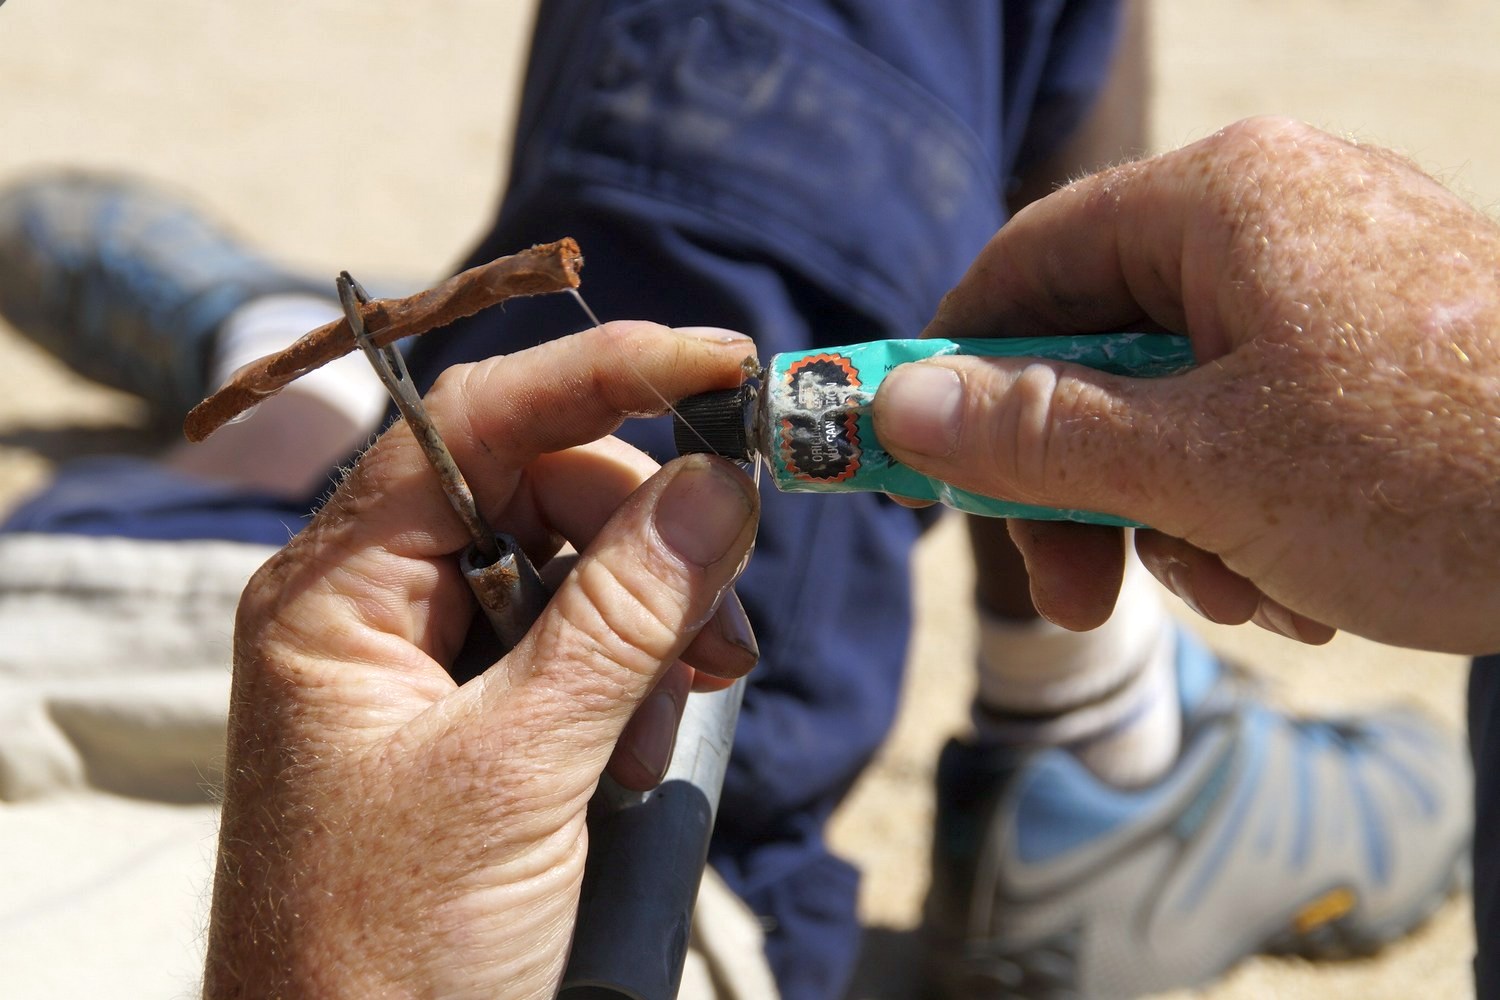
[0,2,1492,997]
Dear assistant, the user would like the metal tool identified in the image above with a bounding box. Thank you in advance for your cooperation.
[339,272,744,999]
[339,271,550,649]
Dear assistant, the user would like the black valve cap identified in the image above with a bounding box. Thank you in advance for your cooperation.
[672,385,754,460]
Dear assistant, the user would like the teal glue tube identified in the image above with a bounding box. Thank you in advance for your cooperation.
[671,334,1195,525]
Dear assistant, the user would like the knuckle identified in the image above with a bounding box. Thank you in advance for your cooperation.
[1212,115,1314,158]
[552,557,686,681]
[1005,363,1067,499]
[587,322,677,414]
[1206,117,1308,195]
[425,362,492,450]
[979,363,1103,506]
[427,359,480,403]
[595,319,652,349]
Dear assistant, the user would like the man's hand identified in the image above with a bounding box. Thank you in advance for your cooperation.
[872,117,1500,653]
[204,323,761,999]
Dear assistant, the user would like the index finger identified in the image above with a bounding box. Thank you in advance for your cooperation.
[924,157,1190,342]
[333,321,756,562]
[920,122,1318,359]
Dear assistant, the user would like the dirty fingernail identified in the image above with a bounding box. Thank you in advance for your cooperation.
[717,590,759,658]
[1253,598,1302,641]
[629,685,682,782]
[655,456,756,567]
[1164,560,1209,620]
[876,363,963,457]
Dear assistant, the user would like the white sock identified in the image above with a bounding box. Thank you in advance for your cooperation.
[210,294,387,433]
[971,556,1180,787]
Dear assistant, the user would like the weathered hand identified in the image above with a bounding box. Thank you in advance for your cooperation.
[204,323,761,999]
[873,117,1500,653]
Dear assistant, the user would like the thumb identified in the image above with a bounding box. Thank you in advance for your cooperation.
[479,455,759,784]
[872,356,1190,528]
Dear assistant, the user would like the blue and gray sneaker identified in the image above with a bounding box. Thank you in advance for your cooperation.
[923,629,1471,999]
[0,172,327,419]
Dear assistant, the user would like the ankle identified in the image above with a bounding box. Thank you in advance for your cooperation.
[171,294,386,497]
[970,560,1181,787]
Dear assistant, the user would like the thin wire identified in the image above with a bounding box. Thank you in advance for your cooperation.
[340,271,501,564]
[566,289,719,458]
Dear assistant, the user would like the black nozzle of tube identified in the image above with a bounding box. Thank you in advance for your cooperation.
[672,385,755,461]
